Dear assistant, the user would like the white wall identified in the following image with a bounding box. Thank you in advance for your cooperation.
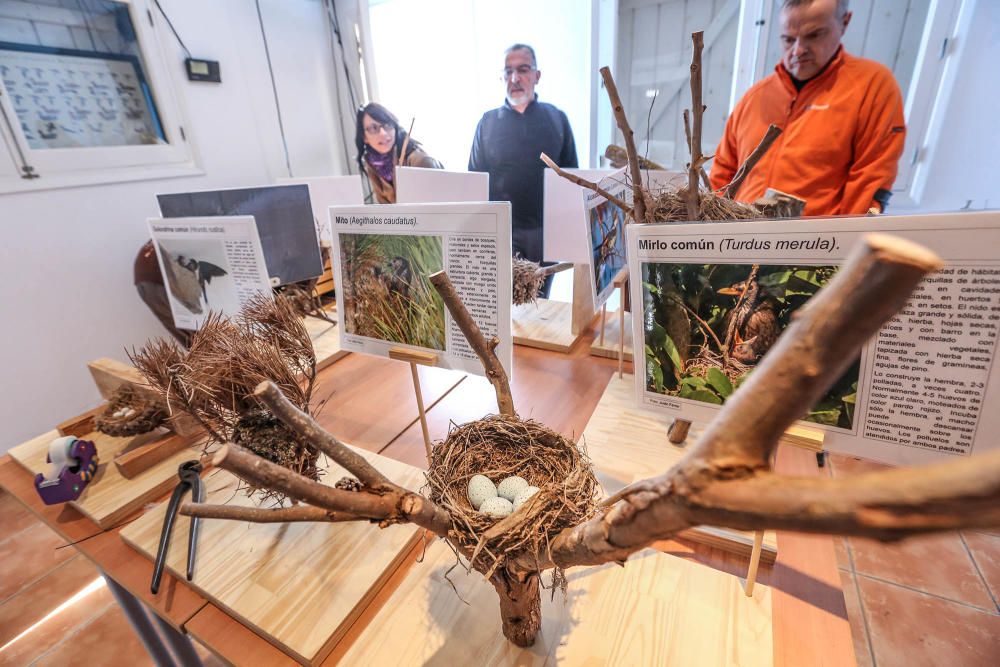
[0,0,348,452]
[896,0,998,214]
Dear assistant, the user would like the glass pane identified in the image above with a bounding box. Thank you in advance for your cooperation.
[0,0,166,149]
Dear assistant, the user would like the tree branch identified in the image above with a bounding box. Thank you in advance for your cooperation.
[724,124,783,199]
[179,502,355,523]
[599,66,647,224]
[254,380,392,491]
[534,261,574,279]
[540,152,632,214]
[683,109,711,189]
[429,271,515,416]
[686,31,705,220]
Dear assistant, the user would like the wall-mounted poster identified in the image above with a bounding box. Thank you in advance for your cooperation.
[628,211,1000,467]
[583,169,629,308]
[0,41,164,149]
[157,184,322,286]
[329,202,513,378]
[147,216,271,330]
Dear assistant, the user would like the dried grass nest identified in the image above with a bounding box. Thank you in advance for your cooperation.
[512,257,546,306]
[648,187,760,222]
[94,384,166,437]
[426,414,600,579]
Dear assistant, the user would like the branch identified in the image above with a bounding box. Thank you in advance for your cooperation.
[254,380,392,491]
[535,261,574,279]
[683,110,710,190]
[599,66,647,224]
[604,145,663,171]
[540,152,632,214]
[686,31,705,220]
[724,124,782,199]
[212,443,452,535]
[429,271,515,416]
[179,502,354,523]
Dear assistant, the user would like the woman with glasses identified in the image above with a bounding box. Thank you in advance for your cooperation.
[355,102,442,204]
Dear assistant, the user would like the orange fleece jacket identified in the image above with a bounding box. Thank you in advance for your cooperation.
[710,48,906,216]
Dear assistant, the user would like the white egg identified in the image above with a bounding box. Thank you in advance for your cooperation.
[467,474,498,510]
[497,476,529,502]
[513,486,540,509]
[479,496,514,518]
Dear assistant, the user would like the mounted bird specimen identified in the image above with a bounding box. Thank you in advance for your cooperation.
[158,243,228,315]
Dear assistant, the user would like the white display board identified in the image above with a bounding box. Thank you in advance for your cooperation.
[583,171,629,308]
[277,175,363,245]
[329,202,513,378]
[395,167,489,204]
[148,216,271,330]
[627,211,1000,467]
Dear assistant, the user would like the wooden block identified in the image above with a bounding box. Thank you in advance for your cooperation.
[120,447,427,666]
[781,424,826,452]
[590,309,634,362]
[582,374,777,562]
[8,428,200,529]
[388,347,439,366]
[337,539,772,666]
[571,262,598,335]
[114,432,194,479]
[87,358,201,437]
[56,405,104,438]
[512,298,582,353]
[611,265,629,288]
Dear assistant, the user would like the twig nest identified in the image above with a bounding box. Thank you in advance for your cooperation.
[497,475,528,502]
[512,257,545,306]
[427,414,599,578]
[467,474,498,510]
[480,496,514,517]
[95,384,166,437]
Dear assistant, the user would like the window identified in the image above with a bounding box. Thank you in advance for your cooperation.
[0,0,197,192]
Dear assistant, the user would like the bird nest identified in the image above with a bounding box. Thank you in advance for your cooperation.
[512,257,545,306]
[648,187,760,222]
[95,385,166,437]
[426,414,599,579]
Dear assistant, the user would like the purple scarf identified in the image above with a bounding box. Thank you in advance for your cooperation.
[365,148,395,183]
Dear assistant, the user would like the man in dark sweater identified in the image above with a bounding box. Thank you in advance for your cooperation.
[469,44,578,264]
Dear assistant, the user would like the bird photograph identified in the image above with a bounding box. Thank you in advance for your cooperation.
[338,233,446,350]
[157,242,230,315]
[589,199,627,302]
[641,262,859,429]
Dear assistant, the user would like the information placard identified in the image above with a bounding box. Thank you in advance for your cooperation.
[395,167,489,204]
[148,216,271,330]
[627,211,1000,466]
[583,170,629,308]
[329,203,513,378]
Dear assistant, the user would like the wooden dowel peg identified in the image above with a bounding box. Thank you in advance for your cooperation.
[667,419,691,445]
[389,347,440,465]
[599,304,607,346]
[409,363,432,465]
[745,530,765,597]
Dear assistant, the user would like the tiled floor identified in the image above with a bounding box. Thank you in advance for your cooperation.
[3,456,1000,666]
[827,453,1000,667]
[0,489,223,666]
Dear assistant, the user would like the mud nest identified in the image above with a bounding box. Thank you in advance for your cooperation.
[426,414,600,579]
[95,385,167,437]
[233,410,321,491]
[512,257,545,306]
[648,187,760,222]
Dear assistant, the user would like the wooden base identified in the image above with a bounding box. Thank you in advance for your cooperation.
[88,358,200,437]
[120,447,426,666]
[511,298,583,353]
[590,309,634,362]
[337,538,772,665]
[302,308,348,371]
[9,427,201,529]
[581,375,778,563]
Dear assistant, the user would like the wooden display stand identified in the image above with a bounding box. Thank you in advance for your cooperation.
[121,447,426,666]
[590,268,633,368]
[336,538,772,666]
[388,347,439,463]
[512,263,597,352]
[582,375,779,566]
[300,303,348,371]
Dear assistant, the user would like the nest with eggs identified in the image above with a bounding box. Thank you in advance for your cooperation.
[94,384,167,437]
[426,414,600,580]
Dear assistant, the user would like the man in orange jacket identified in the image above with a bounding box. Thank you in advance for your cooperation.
[710,0,906,216]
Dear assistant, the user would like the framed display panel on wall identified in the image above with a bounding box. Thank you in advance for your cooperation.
[0,0,198,192]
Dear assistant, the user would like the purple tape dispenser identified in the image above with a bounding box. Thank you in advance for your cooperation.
[34,436,99,505]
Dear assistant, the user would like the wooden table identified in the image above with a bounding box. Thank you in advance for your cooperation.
[0,330,855,666]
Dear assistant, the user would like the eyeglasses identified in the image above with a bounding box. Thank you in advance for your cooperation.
[364,122,393,136]
[502,64,535,79]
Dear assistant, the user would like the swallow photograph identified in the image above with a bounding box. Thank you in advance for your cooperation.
[156,240,231,316]
[338,233,445,351]
[587,197,627,304]
[641,262,858,429]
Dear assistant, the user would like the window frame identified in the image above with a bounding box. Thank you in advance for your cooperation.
[0,0,201,193]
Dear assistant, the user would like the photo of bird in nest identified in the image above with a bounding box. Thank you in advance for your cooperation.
[641,262,859,429]
[338,233,446,350]
[588,198,627,302]
[157,242,229,315]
